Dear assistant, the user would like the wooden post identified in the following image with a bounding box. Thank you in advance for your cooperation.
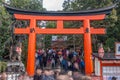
[27,19,36,76]
[84,19,93,75]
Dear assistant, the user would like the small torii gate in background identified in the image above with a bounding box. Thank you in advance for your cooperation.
[5,4,115,76]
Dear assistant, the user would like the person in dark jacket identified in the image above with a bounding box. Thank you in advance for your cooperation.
[42,69,55,80]
[112,76,117,80]
[33,68,43,80]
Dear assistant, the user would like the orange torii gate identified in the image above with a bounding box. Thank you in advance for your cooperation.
[5,4,115,76]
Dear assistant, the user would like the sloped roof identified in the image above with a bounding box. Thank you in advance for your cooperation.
[93,53,120,60]
[4,3,116,16]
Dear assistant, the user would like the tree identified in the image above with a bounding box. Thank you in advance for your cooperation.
[8,0,45,63]
[63,0,114,11]
[9,0,45,11]
[0,1,12,60]
[62,0,118,52]
[0,0,45,60]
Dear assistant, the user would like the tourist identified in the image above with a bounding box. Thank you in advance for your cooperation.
[72,71,83,80]
[33,68,43,80]
[23,72,30,80]
[112,76,117,80]
[37,49,43,68]
[79,58,85,74]
[18,73,24,80]
[67,71,73,80]
[79,76,92,80]
[42,52,47,67]
[54,67,61,78]
[61,57,68,71]
[0,72,7,80]
[56,74,70,80]
[35,51,39,68]
[42,68,55,80]
[73,61,79,71]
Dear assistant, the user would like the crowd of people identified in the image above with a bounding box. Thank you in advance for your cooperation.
[0,47,91,80]
[35,47,85,73]
[0,47,118,80]
[33,67,92,80]
[0,68,92,80]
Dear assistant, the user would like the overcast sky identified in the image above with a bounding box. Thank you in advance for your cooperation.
[43,0,64,11]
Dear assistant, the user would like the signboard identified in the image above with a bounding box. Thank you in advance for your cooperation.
[95,58,100,76]
[102,66,120,80]
[52,36,67,41]
[115,42,120,56]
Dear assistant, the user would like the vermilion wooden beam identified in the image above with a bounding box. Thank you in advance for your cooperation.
[90,27,105,34]
[57,21,63,29]
[36,28,84,34]
[14,14,106,20]
[14,27,105,34]
[14,27,30,34]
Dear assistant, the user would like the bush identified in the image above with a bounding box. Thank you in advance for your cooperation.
[0,61,7,73]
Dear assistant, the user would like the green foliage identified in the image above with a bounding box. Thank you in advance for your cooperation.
[10,0,45,11]
[44,35,52,49]
[21,38,28,66]
[105,37,116,52]
[7,0,45,64]
[0,61,7,72]
[63,0,113,11]
[0,0,44,60]
[0,3,11,58]
[62,0,119,52]
[46,21,56,28]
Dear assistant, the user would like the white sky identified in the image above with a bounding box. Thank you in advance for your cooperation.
[43,0,64,11]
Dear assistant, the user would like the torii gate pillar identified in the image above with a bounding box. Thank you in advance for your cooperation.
[84,19,93,74]
[26,19,36,75]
